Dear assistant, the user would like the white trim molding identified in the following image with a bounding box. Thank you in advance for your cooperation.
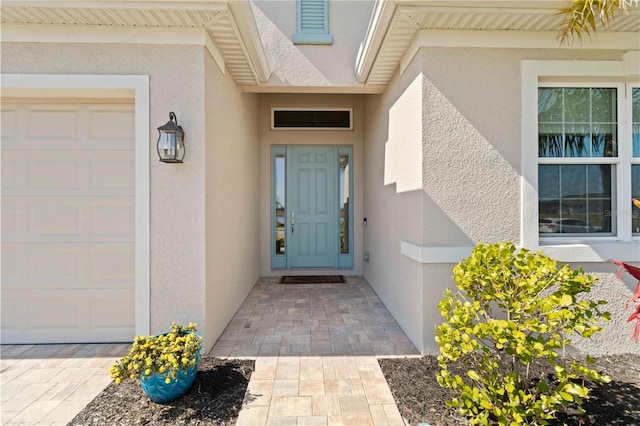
[1,0,272,86]
[2,25,227,76]
[401,30,640,76]
[401,241,640,264]
[0,73,151,337]
[355,0,396,82]
[400,241,473,264]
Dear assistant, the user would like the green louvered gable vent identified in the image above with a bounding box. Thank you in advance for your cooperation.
[293,0,333,44]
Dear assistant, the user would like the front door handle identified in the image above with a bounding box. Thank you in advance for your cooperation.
[291,212,295,234]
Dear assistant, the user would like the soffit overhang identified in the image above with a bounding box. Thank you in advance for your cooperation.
[0,0,272,86]
[356,0,640,86]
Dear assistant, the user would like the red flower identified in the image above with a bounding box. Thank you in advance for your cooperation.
[608,260,640,342]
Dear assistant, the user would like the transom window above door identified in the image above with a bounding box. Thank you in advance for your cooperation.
[271,108,353,130]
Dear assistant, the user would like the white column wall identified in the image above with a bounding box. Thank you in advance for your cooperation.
[204,51,260,351]
[363,55,425,353]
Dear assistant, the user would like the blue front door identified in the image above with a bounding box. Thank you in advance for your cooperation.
[287,146,338,268]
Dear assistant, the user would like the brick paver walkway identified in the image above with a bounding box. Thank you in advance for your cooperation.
[1,276,420,425]
[211,276,420,425]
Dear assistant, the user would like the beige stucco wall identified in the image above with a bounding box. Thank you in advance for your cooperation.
[362,55,425,352]
[414,46,638,355]
[204,50,260,350]
[258,93,364,276]
[362,45,636,355]
[1,42,262,351]
[251,0,374,89]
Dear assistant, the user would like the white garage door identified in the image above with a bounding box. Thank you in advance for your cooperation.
[1,101,135,344]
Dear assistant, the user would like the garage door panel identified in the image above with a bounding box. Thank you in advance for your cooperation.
[1,288,135,343]
[91,157,135,192]
[1,107,18,139]
[29,247,82,285]
[30,203,83,237]
[28,109,80,139]
[90,244,135,283]
[2,243,134,289]
[3,104,134,151]
[1,156,18,190]
[2,197,134,243]
[30,298,80,329]
[92,201,135,238]
[29,158,81,191]
[89,109,135,144]
[92,296,136,329]
[2,150,134,196]
[1,204,19,238]
[1,249,19,283]
[1,101,135,344]
[1,301,18,329]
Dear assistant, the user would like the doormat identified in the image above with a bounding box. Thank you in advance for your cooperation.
[279,275,345,284]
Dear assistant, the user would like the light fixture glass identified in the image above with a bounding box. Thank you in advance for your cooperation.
[157,112,185,163]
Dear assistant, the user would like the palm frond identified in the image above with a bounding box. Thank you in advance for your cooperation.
[558,0,639,45]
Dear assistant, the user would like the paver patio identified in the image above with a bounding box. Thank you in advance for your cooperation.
[212,276,420,426]
[1,276,419,425]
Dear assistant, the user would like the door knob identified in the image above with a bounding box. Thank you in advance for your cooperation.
[291,212,295,234]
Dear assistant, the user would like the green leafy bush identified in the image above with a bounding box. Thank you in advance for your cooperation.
[435,242,611,425]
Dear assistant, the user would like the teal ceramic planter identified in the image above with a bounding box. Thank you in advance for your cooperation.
[139,333,201,403]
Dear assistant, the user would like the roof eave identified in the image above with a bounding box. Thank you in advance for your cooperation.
[355,0,397,84]
[228,1,272,83]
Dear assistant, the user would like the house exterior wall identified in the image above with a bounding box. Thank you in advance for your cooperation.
[413,46,639,355]
[251,0,374,89]
[0,42,244,351]
[258,93,365,275]
[204,51,260,350]
[362,55,425,352]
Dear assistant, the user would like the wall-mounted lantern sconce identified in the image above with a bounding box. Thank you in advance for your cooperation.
[157,112,185,163]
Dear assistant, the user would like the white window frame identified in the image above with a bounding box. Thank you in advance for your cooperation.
[521,54,640,262]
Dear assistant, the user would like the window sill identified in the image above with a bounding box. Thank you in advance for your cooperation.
[401,240,640,264]
[293,32,333,45]
[538,241,640,263]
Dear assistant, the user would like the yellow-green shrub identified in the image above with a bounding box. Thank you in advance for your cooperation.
[435,242,610,425]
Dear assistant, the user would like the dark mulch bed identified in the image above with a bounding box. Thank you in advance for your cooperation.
[68,357,254,426]
[380,354,640,426]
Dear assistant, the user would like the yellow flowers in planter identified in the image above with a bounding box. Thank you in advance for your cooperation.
[110,322,202,385]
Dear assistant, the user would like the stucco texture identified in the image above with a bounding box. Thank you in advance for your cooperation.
[204,51,260,350]
[251,0,374,89]
[363,55,425,352]
[363,45,633,355]
[418,47,624,247]
[568,264,640,356]
[1,42,262,351]
[414,46,634,355]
